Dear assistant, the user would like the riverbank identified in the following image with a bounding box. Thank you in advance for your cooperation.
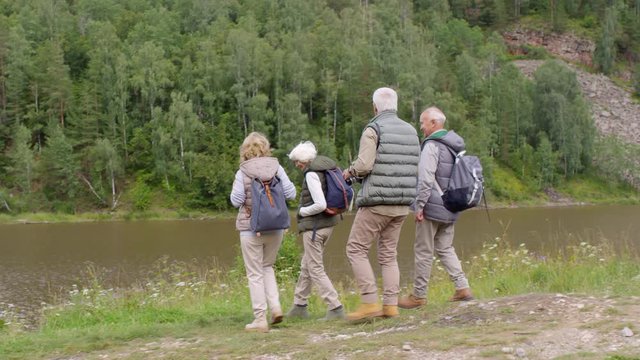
[1,179,639,225]
[0,235,638,359]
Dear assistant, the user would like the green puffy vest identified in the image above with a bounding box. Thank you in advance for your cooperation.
[297,155,340,232]
[356,110,420,207]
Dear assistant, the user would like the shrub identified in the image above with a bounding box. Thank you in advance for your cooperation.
[130,178,152,211]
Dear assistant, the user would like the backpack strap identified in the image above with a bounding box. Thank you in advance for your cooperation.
[422,138,457,196]
[367,121,382,149]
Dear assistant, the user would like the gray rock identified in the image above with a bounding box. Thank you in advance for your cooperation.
[515,348,526,357]
[402,343,412,351]
[501,347,513,353]
[621,327,634,337]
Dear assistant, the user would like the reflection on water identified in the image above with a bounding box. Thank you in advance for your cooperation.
[0,205,638,323]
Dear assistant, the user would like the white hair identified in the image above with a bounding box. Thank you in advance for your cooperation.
[288,141,317,163]
[372,87,398,112]
[423,106,446,124]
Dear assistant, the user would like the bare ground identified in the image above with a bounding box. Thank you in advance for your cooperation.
[50,293,640,360]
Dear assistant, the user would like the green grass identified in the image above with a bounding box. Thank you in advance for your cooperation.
[556,174,640,204]
[0,232,638,359]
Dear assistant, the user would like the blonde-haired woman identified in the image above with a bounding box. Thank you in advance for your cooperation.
[230,132,296,332]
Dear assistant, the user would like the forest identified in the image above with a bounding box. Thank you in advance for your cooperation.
[0,0,638,213]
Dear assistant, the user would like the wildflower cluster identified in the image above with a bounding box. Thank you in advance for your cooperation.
[566,241,610,264]
[470,237,538,279]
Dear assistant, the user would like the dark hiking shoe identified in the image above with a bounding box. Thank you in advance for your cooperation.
[319,305,345,321]
[286,304,309,319]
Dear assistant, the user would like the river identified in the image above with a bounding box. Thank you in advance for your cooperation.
[0,205,638,322]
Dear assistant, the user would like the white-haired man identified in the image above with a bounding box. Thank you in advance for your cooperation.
[399,106,473,310]
[342,87,420,321]
[286,141,345,320]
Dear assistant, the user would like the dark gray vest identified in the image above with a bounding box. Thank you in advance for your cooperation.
[297,156,340,232]
[423,140,460,223]
[356,111,420,207]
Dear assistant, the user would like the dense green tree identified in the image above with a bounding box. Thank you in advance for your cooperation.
[33,40,72,127]
[129,41,174,119]
[594,7,618,74]
[534,132,558,188]
[165,91,203,181]
[533,61,595,177]
[89,138,123,208]
[0,0,635,212]
[3,25,32,125]
[6,124,35,193]
[39,125,79,206]
[490,64,533,162]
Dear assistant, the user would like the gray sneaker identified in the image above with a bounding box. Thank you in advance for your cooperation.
[286,304,309,319]
[319,306,345,321]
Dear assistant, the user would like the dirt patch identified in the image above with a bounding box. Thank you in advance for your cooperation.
[52,293,640,360]
[503,28,595,67]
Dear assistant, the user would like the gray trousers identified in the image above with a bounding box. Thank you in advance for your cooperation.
[240,231,283,320]
[293,227,341,309]
[346,207,406,305]
[413,219,469,298]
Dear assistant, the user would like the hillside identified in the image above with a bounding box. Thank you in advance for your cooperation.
[512,59,640,146]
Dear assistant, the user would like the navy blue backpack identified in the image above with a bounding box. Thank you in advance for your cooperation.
[249,175,290,232]
[323,168,354,216]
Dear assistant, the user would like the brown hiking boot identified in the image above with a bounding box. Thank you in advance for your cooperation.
[382,305,399,318]
[346,303,383,322]
[398,294,427,309]
[271,309,283,325]
[449,288,474,302]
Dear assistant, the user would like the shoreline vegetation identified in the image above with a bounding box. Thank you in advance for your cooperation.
[0,232,639,359]
[1,195,638,225]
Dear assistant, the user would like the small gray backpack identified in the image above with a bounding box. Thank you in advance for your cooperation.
[426,139,485,213]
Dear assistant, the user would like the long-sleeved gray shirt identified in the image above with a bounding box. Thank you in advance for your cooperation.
[415,140,441,214]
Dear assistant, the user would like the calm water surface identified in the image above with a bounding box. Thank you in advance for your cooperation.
[1,205,638,321]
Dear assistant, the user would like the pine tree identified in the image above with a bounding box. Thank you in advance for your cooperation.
[6,124,35,193]
[39,124,79,206]
[594,7,617,75]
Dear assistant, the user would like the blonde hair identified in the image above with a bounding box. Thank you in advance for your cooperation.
[240,132,272,162]
[288,141,317,164]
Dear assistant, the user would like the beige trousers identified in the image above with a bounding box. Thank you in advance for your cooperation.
[240,230,283,320]
[293,227,341,309]
[346,207,407,305]
[413,219,469,298]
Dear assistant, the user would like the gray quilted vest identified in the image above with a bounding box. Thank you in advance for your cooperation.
[356,110,420,207]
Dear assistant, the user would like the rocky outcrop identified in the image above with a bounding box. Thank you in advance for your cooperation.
[503,28,596,67]
[512,60,640,145]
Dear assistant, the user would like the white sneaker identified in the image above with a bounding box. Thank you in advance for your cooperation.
[245,318,269,333]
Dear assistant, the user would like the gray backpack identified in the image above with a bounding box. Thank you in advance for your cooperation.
[249,175,290,232]
[427,140,485,213]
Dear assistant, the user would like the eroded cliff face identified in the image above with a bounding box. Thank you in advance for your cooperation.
[512,59,640,146]
[503,27,596,67]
